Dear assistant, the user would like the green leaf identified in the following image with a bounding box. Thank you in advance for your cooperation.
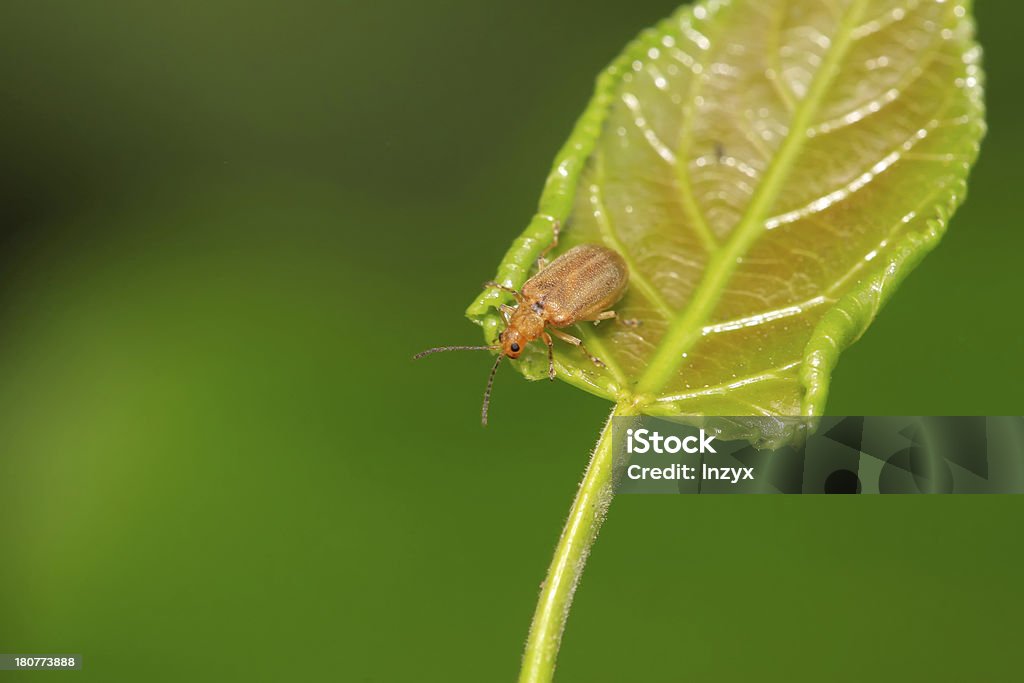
[467,0,985,422]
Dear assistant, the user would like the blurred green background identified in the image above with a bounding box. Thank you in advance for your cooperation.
[0,1,1020,681]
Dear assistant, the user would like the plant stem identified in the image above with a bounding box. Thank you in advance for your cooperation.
[518,403,634,683]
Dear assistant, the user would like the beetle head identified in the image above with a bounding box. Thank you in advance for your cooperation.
[498,328,526,359]
[499,309,544,359]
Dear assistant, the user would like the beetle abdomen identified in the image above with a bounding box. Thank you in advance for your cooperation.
[522,244,628,326]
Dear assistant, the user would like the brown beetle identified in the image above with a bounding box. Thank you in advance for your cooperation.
[416,225,631,424]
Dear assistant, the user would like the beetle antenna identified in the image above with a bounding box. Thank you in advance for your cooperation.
[413,345,499,359]
[481,353,503,426]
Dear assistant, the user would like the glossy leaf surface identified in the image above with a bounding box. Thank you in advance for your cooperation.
[467,0,984,420]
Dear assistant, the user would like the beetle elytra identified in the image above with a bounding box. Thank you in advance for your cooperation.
[415,224,632,425]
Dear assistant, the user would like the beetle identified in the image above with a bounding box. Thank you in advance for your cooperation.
[415,224,633,424]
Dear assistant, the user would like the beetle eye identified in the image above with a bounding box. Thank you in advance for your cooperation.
[510,343,520,353]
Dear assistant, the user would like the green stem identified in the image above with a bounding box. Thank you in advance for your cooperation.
[518,402,634,683]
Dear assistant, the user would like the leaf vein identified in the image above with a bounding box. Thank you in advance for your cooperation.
[654,361,802,404]
[635,0,872,399]
[768,0,798,113]
[671,11,724,254]
[809,22,945,137]
[588,166,674,321]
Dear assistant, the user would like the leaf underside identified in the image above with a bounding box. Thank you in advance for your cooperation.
[467,0,985,423]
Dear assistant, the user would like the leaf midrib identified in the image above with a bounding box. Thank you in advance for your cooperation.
[633,0,872,402]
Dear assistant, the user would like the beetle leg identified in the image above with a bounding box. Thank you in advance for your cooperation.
[484,281,524,303]
[499,304,516,321]
[536,219,561,271]
[588,310,617,326]
[549,328,605,368]
[541,331,556,380]
[582,310,640,327]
